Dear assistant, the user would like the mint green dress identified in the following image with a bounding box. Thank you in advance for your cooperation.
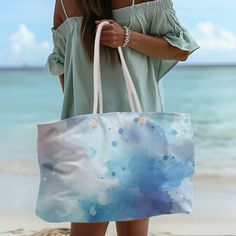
[46,0,200,120]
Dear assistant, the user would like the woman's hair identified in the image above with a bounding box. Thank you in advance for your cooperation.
[77,0,120,65]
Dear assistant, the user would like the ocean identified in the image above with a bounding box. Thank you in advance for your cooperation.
[0,66,236,179]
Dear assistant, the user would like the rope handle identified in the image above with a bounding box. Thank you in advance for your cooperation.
[93,21,143,114]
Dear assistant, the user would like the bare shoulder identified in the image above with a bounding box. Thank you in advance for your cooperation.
[53,0,63,29]
[52,0,82,29]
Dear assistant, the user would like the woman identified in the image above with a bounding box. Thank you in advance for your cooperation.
[46,0,200,235]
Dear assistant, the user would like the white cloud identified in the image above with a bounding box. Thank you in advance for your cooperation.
[0,24,51,67]
[193,22,236,51]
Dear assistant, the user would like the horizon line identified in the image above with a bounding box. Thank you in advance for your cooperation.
[0,64,236,71]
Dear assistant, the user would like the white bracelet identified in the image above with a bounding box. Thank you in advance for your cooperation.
[122,26,131,48]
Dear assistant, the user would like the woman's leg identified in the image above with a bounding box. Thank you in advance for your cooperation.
[116,218,149,236]
[70,222,109,236]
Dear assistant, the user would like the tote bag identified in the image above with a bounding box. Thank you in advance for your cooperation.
[35,21,195,223]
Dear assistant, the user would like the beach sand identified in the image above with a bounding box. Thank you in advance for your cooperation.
[0,175,236,236]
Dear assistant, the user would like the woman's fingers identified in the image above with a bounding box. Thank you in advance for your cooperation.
[94,19,124,48]
[95,23,113,32]
[101,30,112,36]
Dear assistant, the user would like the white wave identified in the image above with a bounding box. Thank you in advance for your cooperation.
[0,160,40,176]
[195,168,236,179]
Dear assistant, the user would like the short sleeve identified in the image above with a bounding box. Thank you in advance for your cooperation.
[45,28,66,76]
[150,1,200,81]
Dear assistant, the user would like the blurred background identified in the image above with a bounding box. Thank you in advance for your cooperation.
[0,0,235,235]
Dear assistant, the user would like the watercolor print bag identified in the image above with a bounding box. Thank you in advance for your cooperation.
[35,21,195,223]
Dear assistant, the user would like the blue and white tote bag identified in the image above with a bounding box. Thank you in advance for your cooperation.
[35,21,195,223]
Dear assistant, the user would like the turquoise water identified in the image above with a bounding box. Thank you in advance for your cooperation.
[0,67,235,177]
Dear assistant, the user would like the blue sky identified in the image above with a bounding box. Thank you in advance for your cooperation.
[0,0,235,67]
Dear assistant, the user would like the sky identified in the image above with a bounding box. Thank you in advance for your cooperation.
[0,0,235,67]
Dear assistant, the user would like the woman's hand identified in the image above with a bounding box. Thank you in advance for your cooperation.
[95,19,125,48]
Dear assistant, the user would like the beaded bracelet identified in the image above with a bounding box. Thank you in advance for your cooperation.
[122,26,131,48]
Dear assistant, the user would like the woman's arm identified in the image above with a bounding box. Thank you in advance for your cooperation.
[59,74,64,93]
[127,30,189,61]
[95,19,189,61]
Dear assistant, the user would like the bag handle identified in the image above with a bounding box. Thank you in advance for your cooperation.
[92,21,143,114]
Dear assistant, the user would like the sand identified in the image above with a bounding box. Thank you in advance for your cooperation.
[0,175,236,236]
